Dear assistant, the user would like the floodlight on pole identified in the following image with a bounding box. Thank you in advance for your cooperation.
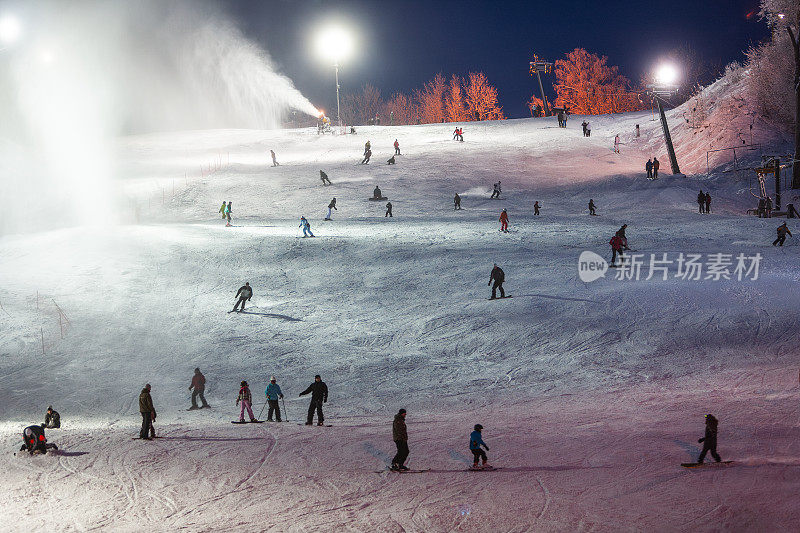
[0,15,21,45]
[647,63,682,176]
[316,26,353,127]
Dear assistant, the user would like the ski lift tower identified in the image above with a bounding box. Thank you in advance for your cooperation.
[646,83,682,176]
[529,54,553,117]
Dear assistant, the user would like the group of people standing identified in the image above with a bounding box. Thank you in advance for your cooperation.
[645,158,660,180]
[697,190,712,213]
[219,201,233,227]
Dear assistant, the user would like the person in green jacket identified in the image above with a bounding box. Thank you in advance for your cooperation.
[139,384,155,440]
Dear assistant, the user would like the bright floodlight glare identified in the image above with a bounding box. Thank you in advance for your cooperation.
[655,64,678,85]
[0,15,21,44]
[316,26,352,62]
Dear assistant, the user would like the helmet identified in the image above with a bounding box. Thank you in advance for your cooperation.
[241,380,248,387]
[474,424,483,431]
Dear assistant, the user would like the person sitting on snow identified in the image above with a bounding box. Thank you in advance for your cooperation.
[387,155,396,165]
[373,186,383,199]
[21,425,57,455]
[42,406,60,429]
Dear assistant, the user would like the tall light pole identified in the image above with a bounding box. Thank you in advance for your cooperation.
[529,54,552,117]
[316,26,353,128]
[647,64,682,176]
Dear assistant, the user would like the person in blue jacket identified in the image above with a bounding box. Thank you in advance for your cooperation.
[299,216,315,238]
[264,376,284,422]
[470,424,490,469]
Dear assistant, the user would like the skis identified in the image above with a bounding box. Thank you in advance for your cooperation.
[299,423,332,427]
[488,295,512,300]
[468,465,499,471]
[375,468,431,474]
[681,461,733,468]
[132,436,163,440]
[231,420,265,424]
[187,406,211,411]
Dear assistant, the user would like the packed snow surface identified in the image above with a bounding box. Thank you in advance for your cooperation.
[1,113,799,531]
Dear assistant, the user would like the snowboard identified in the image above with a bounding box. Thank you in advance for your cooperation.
[468,466,500,471]
[231,420,264,424]
[375,468,431,474]
[187,406,212,411]
[132,436,163,440]
[488,295,512,300]
[299,423,332,427]
[681,461,733,468]
[367,197,388,201]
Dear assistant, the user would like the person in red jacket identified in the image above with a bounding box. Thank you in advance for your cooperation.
[499,209,509,233]
[609,235,624,265]
[394,139,400,155]
[189,368,210,409]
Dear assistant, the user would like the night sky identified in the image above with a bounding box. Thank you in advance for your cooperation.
[225,0,768,118]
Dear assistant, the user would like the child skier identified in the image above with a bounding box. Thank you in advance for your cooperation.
[325,198,337,221]
[469,424,490,469]
[499,209,509,232]
[299,216,315,237]
[697,414,721,464]
[236,380,257,423]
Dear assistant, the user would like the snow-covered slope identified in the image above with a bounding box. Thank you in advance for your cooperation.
[1,114,798,531]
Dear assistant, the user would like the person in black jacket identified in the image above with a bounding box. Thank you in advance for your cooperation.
[42,406,60,429]
[488,263,505,299]
[697,414,721,464]
[300,375,328,426]
[391,409,409,471]
[20,425,57,455]
[320,170,332,186]
[233,282,252,312]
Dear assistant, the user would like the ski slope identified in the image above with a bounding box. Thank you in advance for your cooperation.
[1,109,799,531]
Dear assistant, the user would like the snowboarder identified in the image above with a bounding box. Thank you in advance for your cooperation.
[385,201,393,218]
[499,209,509,232]
[394,139,400,155]
[614,135,621,154]
[219,201,227,220]
[454,193,462,210]
[236,380,257,423]
[225,201,232,227]
[20,425,57,455]
[646,159,653,179]
[189,368,209,409]
[704,192,711,214]
[299,374,328,426]
[270,149,279,167]
[696,414,722,464]
[488,263,505,299]
[534,201,540,216]
[325,198,337,221]
[609,234,625,265]
[581,121,588,136]
[139,384,155,440]
[391,408,409,471]
[233,282,252,312]
[387,155,396,165]
[320,170,332,186]
[373,186,383,199]
[361,149,372,165]
[264,376,284,422]
[615,224,630,250]
[300,216,315,237]
[652,157,660,179]
[364,140,371,154]
[490,181,501,199]
[585,121,591,137]
[588,199,597,216]
[773,222,792,246]
[42,406,60,429]
[635,124,640,138]
[470,424,490,469]
[697,191,705,213]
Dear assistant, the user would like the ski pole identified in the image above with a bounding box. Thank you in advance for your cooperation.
[257,399,268,420]
[281,397,288,421]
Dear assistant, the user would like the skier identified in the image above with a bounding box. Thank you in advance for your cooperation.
[469,424,490,469]
[394,139,400,155]
[270,149,279,167]
[646,159,653,179]
[585,121,591,137]
[534,201,540,216]
[361,149,372,165]
[581,121,588,136]
[614,135,621,154]
[299,374,328,426]
[325,198,337,221]
[454,193,462,210]
[615,224,630,250]
[364,140,371,154]
[704,192,711,214]
[225,201,232,227]
[350,126,356,134]
[385,201,393,218]
[696,414,722,464]
[373,186,383,199]
[387,155,396,165]
[697,191,705,213]
[42,406,60,429]
[557,109,564,128]
[499,209,509,233]
[20,425,57,455]
[236,380,257,423]
[563,109,568,127]
[233,282,253,312]
[139,384,155,440]
[320,170,332,186]
[299,216,315,238]
[391,408,409,471]
[609,234,625,266]
[588,199,597,216]
[490,181,502,199]
[652,157,660,179]
[219,201,227,220]
[264,376,284,422]
[189,368,209,409]
[635,124,640,137]
[453,127,463,142]
[773,222,793,246]
[488,263,505,299]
